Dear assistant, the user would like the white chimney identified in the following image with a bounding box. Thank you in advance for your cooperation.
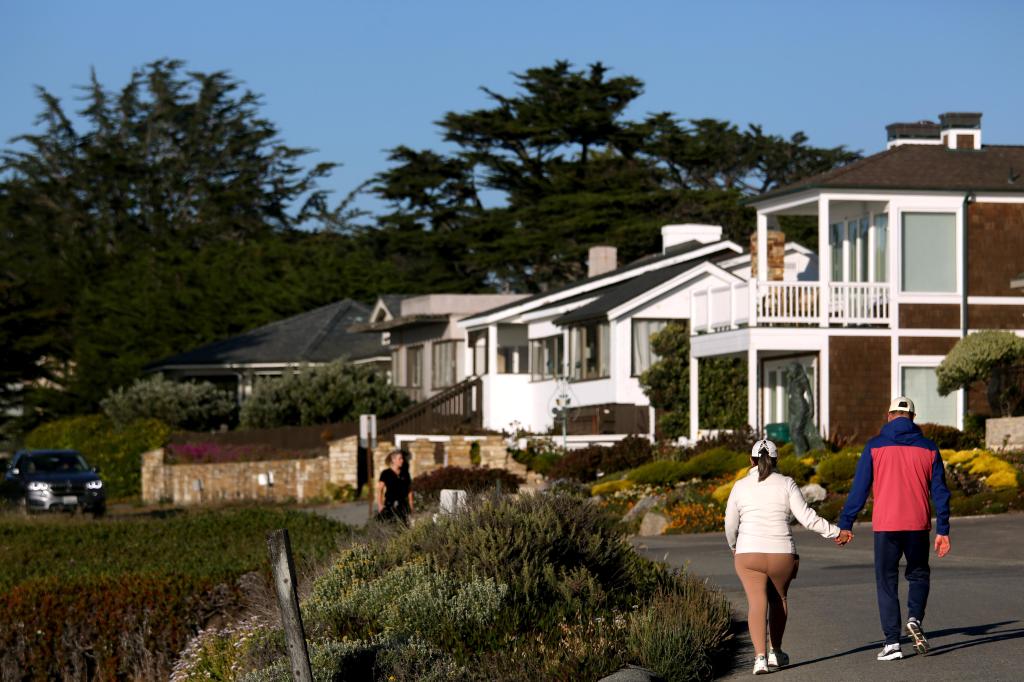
[661,224,723,253]
[588,245,618,278]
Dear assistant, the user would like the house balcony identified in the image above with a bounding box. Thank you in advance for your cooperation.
[690,280,892,333]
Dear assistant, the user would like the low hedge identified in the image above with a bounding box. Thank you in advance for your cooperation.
[817,452,860,493]
[0,508,349,679]
[24,414,171,500]
[412,466,524,504]
[0,573,240,680]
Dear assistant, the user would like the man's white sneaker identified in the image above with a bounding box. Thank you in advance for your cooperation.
[906,618,929,655]
[753,655,770,674]
[767,649,789,668]
[877,643,903,661]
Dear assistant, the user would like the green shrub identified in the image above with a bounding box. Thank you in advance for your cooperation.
[627,581,732,682]
[239,360,411,428]
[628,460,690,485]
[102,374,236,430]
[777,455,813,484]
[817,452,860,493]
[684,427,758,458]
[412,466,523,505]
[546,445,605,481]
[918,422,981,450]
[680,447,749,479]
[24,414,170,499]
[509,438,564,475]
[601,435,655,473]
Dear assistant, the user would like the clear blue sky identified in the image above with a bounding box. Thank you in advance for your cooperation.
[3,0,1023,216]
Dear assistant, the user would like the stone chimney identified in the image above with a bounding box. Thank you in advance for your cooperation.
[661,224,723,254]
[750,230,785,281]
[588,245,617,278]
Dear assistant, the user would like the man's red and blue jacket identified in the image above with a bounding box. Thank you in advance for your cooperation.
[838,417,951,535]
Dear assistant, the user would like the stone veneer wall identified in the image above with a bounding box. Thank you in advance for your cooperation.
[143,434,530,506]
[141,448,329,505]
[986,417,1024,451]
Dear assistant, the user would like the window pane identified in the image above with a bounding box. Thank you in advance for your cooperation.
[902,213,956,292]
[431,341,459,388]
[858,218,869,282]
[830,223,844,281]
[632,319,669,375]
[408,347,423,387]
[874,214,888,282]
[902,366,956,426]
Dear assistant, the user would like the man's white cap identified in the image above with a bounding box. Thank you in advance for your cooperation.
[751,439,779,459]
[888,396,916,414]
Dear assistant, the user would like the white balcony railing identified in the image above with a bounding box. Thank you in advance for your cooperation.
[691,281,891,333]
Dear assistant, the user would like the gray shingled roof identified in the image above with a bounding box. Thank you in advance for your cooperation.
[751,144,1024,204]
[147,299,385,369]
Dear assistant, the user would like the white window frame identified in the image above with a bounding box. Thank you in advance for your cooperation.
[897,209,961,297]
[896,356,961,429]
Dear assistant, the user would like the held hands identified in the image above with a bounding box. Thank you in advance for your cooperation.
[934,534,951,558]
[834,529,854,547]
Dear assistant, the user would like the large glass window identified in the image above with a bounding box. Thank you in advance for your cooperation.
[407,346,423,388]
[569,322,610,380]
[901,366,957,426]
[631,319,670,376]
[873,213,888,282]
[431,341,460,389]
[530,335,563,381]
[902,212,956,292]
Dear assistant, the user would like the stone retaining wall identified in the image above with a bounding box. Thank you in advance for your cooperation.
[986,416,1024,451]
[142,434,533,505]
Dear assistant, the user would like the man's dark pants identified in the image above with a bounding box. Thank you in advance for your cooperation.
[874,530,931,644]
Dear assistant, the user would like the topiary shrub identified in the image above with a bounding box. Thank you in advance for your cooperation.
[937,330,1024,416]
[102,375,237,430]
[412,466,523,505]
[817,452,860,493]
[239,360,411,428]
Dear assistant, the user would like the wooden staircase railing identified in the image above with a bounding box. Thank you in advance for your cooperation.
[379,377,483,437]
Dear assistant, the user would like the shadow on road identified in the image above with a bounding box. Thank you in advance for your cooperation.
[782,619,1020,671]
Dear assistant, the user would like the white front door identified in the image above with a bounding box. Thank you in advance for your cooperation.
[762,356,818,427]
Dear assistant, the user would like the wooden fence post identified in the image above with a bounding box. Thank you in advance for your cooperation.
[266,528,313,682]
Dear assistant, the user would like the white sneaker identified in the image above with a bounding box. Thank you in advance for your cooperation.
[877,643,903,661]
[753,655,770,674]
[906,618,929,655]
[767,649,789,667]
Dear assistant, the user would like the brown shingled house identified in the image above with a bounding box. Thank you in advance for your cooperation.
[688,112,1024,441]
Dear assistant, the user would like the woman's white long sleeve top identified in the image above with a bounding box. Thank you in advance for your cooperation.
[724,469,839,554]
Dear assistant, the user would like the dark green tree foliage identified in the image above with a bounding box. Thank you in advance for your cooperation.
[0,61,389,422]
[373,61,859,292]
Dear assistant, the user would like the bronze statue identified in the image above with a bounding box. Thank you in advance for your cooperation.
[786,362,825,455]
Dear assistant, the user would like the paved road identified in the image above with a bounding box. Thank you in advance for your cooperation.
[634,514,1024,681]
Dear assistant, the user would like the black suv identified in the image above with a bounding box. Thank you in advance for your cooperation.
[2,449,106,517]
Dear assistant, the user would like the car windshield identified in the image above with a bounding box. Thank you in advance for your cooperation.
[23,453,90,473]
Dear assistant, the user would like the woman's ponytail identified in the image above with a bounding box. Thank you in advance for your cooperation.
[757,447,774,482]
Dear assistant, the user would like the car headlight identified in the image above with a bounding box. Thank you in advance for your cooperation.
[27,481,50,492]
[85,480,104,490]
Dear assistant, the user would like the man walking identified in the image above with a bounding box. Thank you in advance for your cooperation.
[836,396,951,661]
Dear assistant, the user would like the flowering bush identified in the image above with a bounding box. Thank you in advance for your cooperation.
[664,502,725,534]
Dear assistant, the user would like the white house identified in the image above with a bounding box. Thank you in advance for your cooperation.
[458,224,817,436]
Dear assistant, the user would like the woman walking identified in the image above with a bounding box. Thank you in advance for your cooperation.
[725,439,840,674]
[377,449,413,525]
